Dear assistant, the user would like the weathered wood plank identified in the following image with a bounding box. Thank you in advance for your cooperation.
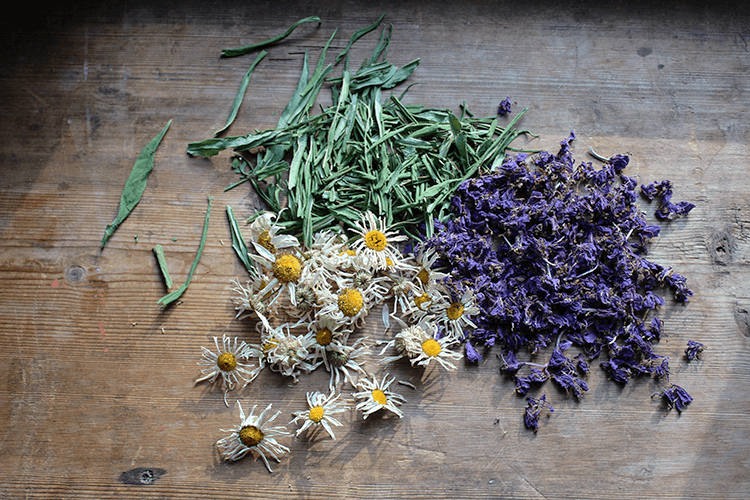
[1,1,749,499]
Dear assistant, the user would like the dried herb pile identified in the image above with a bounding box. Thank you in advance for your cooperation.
[424,132,696,418]
[187,18,531,245]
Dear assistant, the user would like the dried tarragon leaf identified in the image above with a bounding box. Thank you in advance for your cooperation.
[157,197,212,309]
[221,16,322,58]
[101,119,172,249]
[187,16,533,247]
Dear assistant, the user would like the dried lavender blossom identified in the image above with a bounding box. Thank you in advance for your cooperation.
[653,383,693,412]
[684,340,704,361]
[524,394,554,431]
[497,96,512,116]
[424,132,694,419]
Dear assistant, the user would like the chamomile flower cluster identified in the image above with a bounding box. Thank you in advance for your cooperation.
[197,210,474,472]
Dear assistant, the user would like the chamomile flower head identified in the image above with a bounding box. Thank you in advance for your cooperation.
[319,268,389,328]
[250,245,306,308]
[195,334,260,396]
[306,314,352,363]
[229,275,276,321]
[414,246,449,289]
[351,211,407,271]
[324,336,369,392]
[216,401,290,472]
[256,316,319,382]
[380,316,462,371]
[353,372,406,419]
[430,286,480,343]
[289,390,348,440]
[248,210,299,256]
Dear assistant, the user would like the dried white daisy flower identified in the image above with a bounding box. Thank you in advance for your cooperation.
[324,336,369,392]
[306,314,352,364]
[216,401,290,473]
[351,211,407,272]
[380,316,462,371]
[256,316,319,382]
[289,390,348,440]
[248,210,299,256]
[229,275,277,321]
[414,246,448,289]
[250,245,307,308]
[420,286,479,343]
[353,372,406,419]
[195,335,260,404]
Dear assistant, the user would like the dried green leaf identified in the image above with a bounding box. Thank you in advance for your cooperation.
[157,197,212,309]
[221,16,322,58]
[214,51,267,136]
[152,244,173,290]
[101,119,172,249]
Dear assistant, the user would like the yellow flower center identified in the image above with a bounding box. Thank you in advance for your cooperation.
[446,302,464,320]
[414,293,431,309]
[417,269,430,284]
[338,288,364,317]
[239,425,264,447]
[258,230,276,253]
[273,254,302,283]
[262,338,278,354]
[364,230,387,251]
[372,389,387,405]
[308,406,325,423]
[340,249,356,257]
[216,352,237,372]
[421,338,442,357]
[316,328,333,346]
[385,257,393,267]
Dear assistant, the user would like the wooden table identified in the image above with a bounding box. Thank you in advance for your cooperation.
[2,1,749,498]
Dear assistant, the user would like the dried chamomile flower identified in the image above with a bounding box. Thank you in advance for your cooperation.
[229,275,276,321]
[195,334,260,403]
[250,244,307,307]
[217,401,290,472]
[290,390,348,440]
[324,336,369,392]
[353,372,406,419]
[256,316,319,382]
[413,246,448,290]
[380,316,463,371]
[306,314,352,364]
[431,287,480,343]
[248,210,300,255]
[351,211,407,272]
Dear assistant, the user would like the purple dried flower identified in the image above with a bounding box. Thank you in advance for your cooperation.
[497,96,512,116]
[425,132,696,424]
[654,383,693,412]
[685,340,704,361]
[524,394,554,431]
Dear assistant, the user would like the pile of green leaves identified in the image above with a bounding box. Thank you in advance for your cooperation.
[187,15,532,246]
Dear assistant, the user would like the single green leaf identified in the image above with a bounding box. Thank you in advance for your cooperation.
[221,16,322,58]
[226,205,256,276]
[152,244,173,290]
[101,119,172,249]
[335,12,386,65]
[157,197,212,308]
[214,50,268,136]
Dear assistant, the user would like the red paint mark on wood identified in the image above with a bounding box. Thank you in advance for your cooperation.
[51,279,59,288]
[99,322,106,337]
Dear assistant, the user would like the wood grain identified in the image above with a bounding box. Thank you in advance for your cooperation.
[1,1,750,498]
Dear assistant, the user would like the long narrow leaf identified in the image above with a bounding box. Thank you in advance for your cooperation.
[157,197,212,308]
[214,51,267,136]
[221,16,321,58]
[335,12,386,65]
[226,205,256,276]
[152,244,173,290]
[101,119,172,249]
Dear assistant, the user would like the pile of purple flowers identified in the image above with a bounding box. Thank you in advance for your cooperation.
[425,132,695,425]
